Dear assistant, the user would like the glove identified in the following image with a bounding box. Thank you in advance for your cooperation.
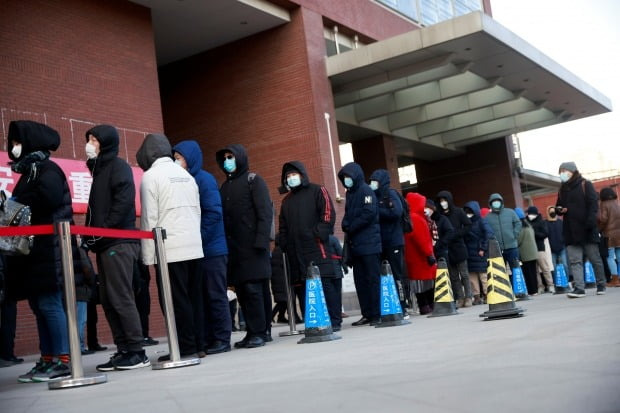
[427,256,437,266]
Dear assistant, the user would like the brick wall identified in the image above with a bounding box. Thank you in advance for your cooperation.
[0,0,165,356]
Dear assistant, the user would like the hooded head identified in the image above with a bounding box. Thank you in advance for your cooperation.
[84,124,120,170]
[7,120,60,161]
[526,206,539,216]
[215,144,249,178]
[369,169,390,193]
[514,207,525,220]
[280,161,309,193]
[480,207,491,218]
[488,193,504,211]
[463,200,482,219]
[600,187,618,201]
[338,162,365,191]
[136,133,172,171]
[436,190,454,212]
[406,192,426,215]
[172,140,203,177]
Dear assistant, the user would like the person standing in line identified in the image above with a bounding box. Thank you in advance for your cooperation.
[369,169,409,318]
[556,162,607,298]
[515,207,540,296]
[545,205,569,281]
[173,140,232,355]
[338,162,382,326]
[83,124,149,372]
[436,190,473,307]
[137,133,204,359]
[485,193,522,270]
[598,187,620,287]
[6,121,72,382]
[526,206,555,293]
[278,161,339,330]
[463,201,494,305]
[216,144,273,348]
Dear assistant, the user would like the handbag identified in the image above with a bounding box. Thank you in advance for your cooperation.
[0,190,33,255]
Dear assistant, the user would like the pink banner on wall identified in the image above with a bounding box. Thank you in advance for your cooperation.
[0,152,142,216]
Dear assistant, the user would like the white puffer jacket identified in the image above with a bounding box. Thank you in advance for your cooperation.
[140,157,204,265]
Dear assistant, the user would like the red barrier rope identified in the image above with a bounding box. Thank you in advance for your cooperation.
[0,224,153,239]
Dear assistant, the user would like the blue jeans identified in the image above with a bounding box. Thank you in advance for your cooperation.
[607,247,620,275]
[28,291,69,356]
[551,249,568,271]
[502,247,520,268]
[77,301,87,351]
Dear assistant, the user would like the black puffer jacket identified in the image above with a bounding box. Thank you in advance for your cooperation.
[436,190,471,264]
[84,125,138,252]
[556,172,599,245]
[5,121,75,299]
[216,144,272,285]
[278,161,336,282]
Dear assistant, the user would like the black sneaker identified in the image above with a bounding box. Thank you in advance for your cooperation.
[596,285,606,295]
[96,352,123,372]
[568,288,586,298]
[31,360,71,382]
[17,359,51,383]
[143,337,159,346]
[114,351,150,370]
[0,356,24,368]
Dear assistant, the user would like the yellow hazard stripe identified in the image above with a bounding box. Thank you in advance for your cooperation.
[434,268,454,303]
[486,257,515,305]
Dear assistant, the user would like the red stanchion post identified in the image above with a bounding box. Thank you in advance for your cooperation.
[151,227,200,370]
[49,221,107,390]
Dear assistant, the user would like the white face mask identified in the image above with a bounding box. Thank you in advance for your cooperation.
[440,201,449,210]
[11,144,22,159]
[369,180,379,191]
[466,213,474,219]
[174,159,184,168]
[528,214,537,221]
[424,208,433,217]
[85,142,98,159]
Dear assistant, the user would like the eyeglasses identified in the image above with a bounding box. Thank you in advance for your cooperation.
[224,154,234,160]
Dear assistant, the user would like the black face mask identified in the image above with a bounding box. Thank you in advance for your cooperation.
[549,212,557,218]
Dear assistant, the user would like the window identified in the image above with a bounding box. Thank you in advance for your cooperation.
[376,0,482,26]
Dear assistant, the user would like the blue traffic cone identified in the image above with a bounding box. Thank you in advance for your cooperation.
[480,239,525,321]
[428,258,459,317]
[510,265,530,300]
[376,261,411,328]
[584,260,596,289]
[553,263,570,294]
[298,262,341,344]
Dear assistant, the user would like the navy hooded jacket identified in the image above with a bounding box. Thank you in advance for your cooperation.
[463,201,494,273]
[173,140,228,258]
[369,169,404,248]
[338,162,381,256]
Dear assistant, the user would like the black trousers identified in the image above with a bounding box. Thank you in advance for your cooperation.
[133,261,152,338]
[381,247,406,307]
[156,259,202,354]
[201,255,232,344]
[322,277,342,328]
[352,254,381,320]
[0,298,18,358]
[521,260,539,295]
[236,279,271,337]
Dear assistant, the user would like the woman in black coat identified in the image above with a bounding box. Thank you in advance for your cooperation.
[6,120,74,382]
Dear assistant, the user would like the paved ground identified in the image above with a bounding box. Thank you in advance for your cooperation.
[1,288,619,413]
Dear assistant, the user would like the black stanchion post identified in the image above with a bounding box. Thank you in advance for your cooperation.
[279,252,302,337]
[151,227,200,370]
[49,221,107,390]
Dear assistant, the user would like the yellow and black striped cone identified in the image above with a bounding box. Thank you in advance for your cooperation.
[479,239,525,321]
[428,258,459,317]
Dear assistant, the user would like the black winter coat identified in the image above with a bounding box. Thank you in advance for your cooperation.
[84,125,139,253]
[217,144,272,285]
[338,162,381,256]
[431,211,454,260]
[369,169,404,248]
[556,173,599,245]
[463,201,494,273]
[436,190,471,264]
[279,161,336,282]
[5,121,78,300]
[528,215,548,252]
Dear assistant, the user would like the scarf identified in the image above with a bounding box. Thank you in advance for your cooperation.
[10,150,50,182]
[427,216,438,246]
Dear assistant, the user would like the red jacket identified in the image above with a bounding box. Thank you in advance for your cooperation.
[404,192,437,280]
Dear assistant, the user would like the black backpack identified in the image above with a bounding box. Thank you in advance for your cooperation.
[393,189,413,233]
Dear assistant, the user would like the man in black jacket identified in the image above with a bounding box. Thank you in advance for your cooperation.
[436,190,472,307]
[216,144,273,348]
[556,161,606,298]
[278,161,339,330]
[84,125,148,371]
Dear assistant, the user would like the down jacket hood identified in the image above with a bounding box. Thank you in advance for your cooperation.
[279,160,310,193]
[464,200,482,218]
[215,144,249,179]
[407,192,426,215]
[338,162,365,191]
[172,140,203,177]
[369,169,390,191]
[84,124,120,171]
[436,190,456,211]
[136,133,172,171]
[7,120,60,161]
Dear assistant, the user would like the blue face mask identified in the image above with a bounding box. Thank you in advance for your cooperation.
[287,174,301,188]
[344,177,354,188]
[223,158,236,173]
[559,171,572,182]
[369,180,379,191]
[491,200,502,209]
